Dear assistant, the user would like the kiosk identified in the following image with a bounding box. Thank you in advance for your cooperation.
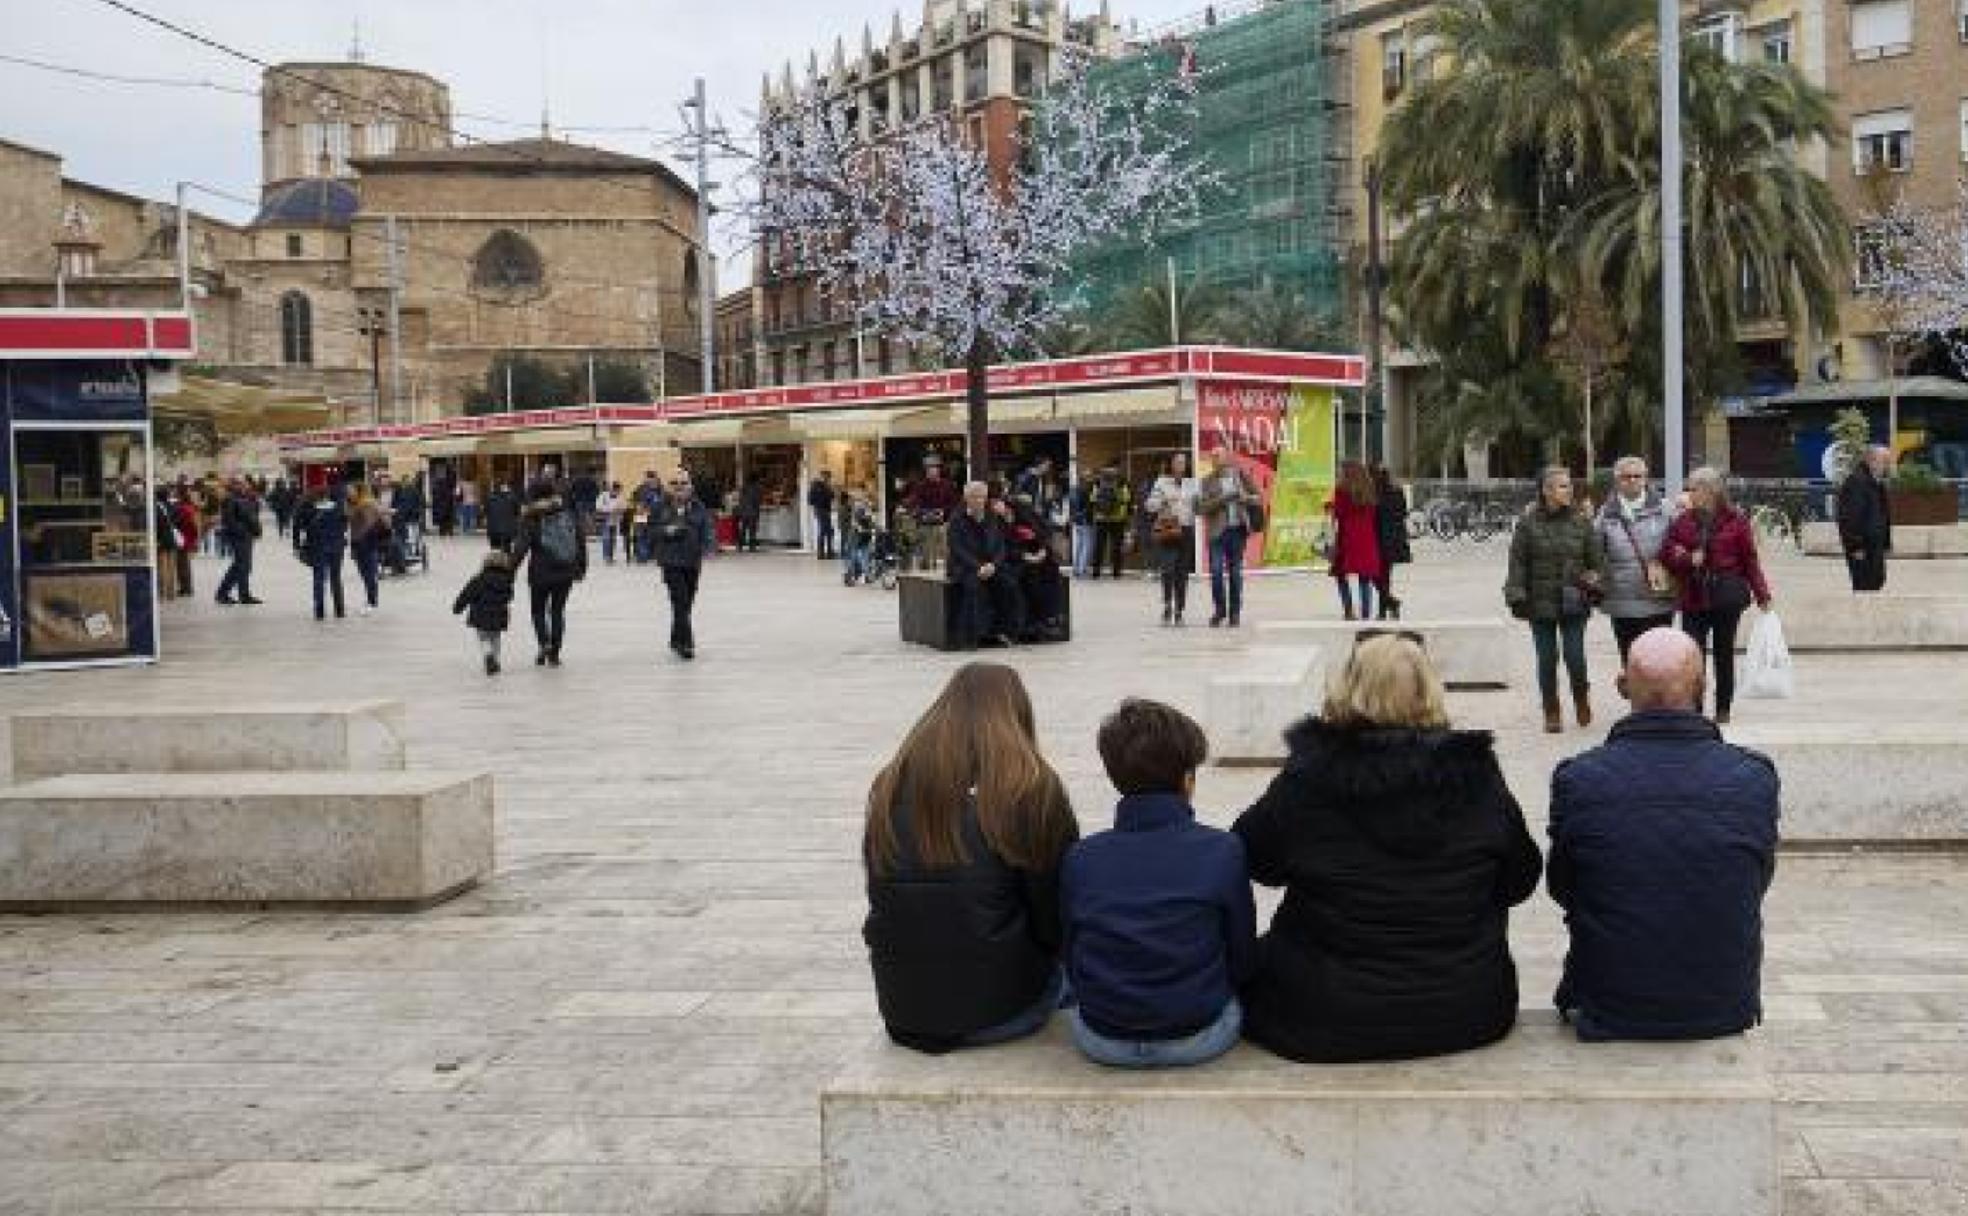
[0,310,195,672]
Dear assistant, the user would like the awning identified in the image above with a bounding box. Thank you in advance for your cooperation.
[152,374,336,436]
[480,427,607,453]
[1053,385,1184,420]
[673,418,747,444]
[1768,377,1968,407]
[417,438,481,457]
[794,409,895,440]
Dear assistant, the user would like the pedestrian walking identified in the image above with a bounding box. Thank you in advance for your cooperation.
[268,478,297,539]
[808,470,838,559]
[293,483,350,621]
[1197,446,1259,628]
[1836,445,1893,593]
[1327,461,1384,621]
[1144,453,1199,625]
[650,469,713,660]
[347,484,388,616]
[511,481,588,667]
[170,488,199,598]
[737,477,764,552]
[1594,456,1676,663]
[1371,464,1410,619]
[594,482,624,565]
[458,478,480,534]
[451,550,516,676]
[1068,470,1096,578]
[214,476,264,605]
[1504,466,1606,734]
[1661,467,1772,725]
[1088,465,1132,580]
[484,480,521,553]
[153,487,181,600]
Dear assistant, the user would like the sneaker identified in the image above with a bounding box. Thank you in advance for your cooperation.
[547,651,562,668]
[484,654,498,676]
[1209,612,1225,628]
[1229,614,1242,628]
[1161,604,1173,625]
[240,596,264,606]
[679,644,695,661]
[1174,610,1185,627]
[215,594,236,605]
[360,605,374,617]
[536,651,548,666]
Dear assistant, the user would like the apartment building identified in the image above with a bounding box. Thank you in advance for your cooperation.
[753,0,1119,387]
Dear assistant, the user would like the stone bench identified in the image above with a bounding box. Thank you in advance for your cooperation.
[1802,521,1968,559]
[1207,646,1326,765]
[1726,723,1968,847]
[1733,596,1968,651]
[0,771,494,909]
[1257,618,1512,689]
[898,571,1071,650]
[822,1011,1775,1216]
[7,701,406,781]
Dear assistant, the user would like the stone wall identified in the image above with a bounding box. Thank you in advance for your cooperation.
[0,142,63,276]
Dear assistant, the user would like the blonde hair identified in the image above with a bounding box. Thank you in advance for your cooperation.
[1323,635,1450,730]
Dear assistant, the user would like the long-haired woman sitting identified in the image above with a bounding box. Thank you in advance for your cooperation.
[864,662,1081,1052]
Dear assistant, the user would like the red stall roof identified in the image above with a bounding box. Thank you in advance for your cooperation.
[279,346,1366,449]
[0,309,197,360]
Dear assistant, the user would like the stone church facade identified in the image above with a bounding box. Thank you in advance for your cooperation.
[0,56,702,425]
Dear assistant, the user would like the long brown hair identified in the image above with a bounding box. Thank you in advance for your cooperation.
[1339,460,1377,506]
[865,662,1076,876]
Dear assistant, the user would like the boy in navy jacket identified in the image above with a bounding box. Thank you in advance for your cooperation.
[1062,699,1256,1067]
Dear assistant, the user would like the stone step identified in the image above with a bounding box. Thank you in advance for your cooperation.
[1724,724,1968,847]
[0,770,493,909]
[6,701,406,781]
[1733,596,1968,651]
[1207,645,1325,766]
[1255,618,1512,688]
[1801,521,1968,559]
[822,1011,1775,1216]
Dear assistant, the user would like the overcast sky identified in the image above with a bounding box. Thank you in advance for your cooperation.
[3,0,1206,268]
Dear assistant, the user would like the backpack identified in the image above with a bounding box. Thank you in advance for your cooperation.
[539,508,579,566]
[1092,481,1117,514]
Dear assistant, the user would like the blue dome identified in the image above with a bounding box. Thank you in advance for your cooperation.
[253,178,359,229]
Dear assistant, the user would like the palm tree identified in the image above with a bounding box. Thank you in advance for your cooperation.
[1095,274,1225,350]
[1217,278,1352,351]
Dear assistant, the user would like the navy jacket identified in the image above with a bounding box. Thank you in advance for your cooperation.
[293,497,349,562]
[650,497,712,570]
[1548,711,1779,1041]
[1062,794,1256,1041]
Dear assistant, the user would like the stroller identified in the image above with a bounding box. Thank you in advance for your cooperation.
[386,518,431,576]
[861,527,900,590]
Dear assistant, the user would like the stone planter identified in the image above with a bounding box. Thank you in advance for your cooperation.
[1890,488,1960,526]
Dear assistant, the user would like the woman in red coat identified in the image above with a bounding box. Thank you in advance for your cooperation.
[1327,461,1385,621]
[171,489,200,598]
[1660,467,1773,724]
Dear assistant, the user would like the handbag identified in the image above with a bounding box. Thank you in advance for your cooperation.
[1698,516,1753,613]
[1617,516,1674,598]
[1245,499,1267,534]
[1152,511,1184,546]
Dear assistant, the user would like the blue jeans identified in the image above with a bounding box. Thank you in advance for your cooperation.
[962,969,1070,1048]
[1335,573,1376,619]
[1208,526,1248,620]
[1070,998,1242,1069]
[1071,523,1095,576]
[1530,615,1590,701]
[600,518,619,563]
[842,535,870,581]
[311,550,346,619]
[352,538,382,607]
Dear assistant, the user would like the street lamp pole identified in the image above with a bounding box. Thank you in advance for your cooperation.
[1660,0,1686,500]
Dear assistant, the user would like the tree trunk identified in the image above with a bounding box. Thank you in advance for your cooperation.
[966,336,991,483]
[1583,375,1595,483]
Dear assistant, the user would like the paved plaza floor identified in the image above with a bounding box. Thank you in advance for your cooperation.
[2,531,1967,1214]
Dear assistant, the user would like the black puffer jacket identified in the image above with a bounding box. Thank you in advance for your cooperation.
[863,798,1078,1054]
[1232,720,1542,1062]
[451,564,515,632]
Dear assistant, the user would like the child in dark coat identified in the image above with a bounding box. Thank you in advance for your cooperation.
[452,550,515,675]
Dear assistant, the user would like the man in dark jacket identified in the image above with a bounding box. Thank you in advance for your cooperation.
[808,470,837,559]
[484,481,522,553]
[651,469,713,660]
[510,482,587,667]
[947,481,1021,648]
[736,478,764,552]
[214,477,264,606]
[1548,627,1779,1041]
[293,484,350,621]
[1836,445,1892,592]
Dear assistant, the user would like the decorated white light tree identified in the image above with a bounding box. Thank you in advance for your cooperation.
[1869,181,1968,437]
[752,55,1212,480]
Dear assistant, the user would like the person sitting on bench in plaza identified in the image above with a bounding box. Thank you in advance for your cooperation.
[862,663,1080,1054]
[1062,699,1255,1068]
[948,481,1023,648]
[1548,627,1780,1042]
[1231,633,1543,1062]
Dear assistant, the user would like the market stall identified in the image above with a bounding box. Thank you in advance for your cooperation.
[0,309,195,672]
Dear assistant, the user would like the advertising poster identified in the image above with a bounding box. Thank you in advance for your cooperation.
[1198,381,1337,569]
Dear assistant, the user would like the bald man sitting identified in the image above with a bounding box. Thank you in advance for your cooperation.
[1546,628,1780,1041]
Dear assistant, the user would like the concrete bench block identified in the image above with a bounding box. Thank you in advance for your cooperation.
[1727,724,1968,846]
[1801,521,1968,559]
[0,771,493,908]
[1736,596,1968,651]
[8,701,406,780]
[822,1011,1775,1216]
[1258,618,1512,689]
[1207,647,1326,765]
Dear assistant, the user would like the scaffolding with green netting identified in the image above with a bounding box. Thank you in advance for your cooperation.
[1069,0,1351,330]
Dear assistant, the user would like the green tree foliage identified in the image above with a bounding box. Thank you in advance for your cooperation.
[1217,279,1352,352]
[1379,0,1849,468]
[463,354,577,415]
[1095,274,1226,350]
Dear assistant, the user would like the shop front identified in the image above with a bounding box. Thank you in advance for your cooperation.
[0,309,195,672]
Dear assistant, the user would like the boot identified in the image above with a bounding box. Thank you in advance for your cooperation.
[1573,683,1593,728]
[1542,695,1563,734]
